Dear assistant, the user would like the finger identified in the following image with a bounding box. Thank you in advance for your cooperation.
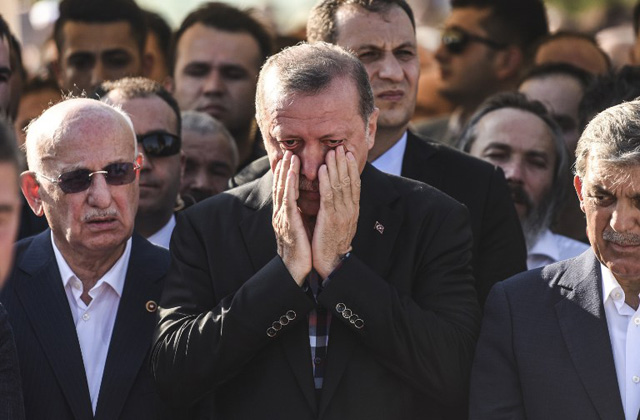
[318,163,333,212]
[276,152,292,209]
[272,158,283,212]
[283,154,300,212]
[346,151,361,205]
[325,149,344,210]
[335,145,352,206]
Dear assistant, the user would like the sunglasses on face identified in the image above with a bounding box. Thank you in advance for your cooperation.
[441,27,507,54]
[137,131,181,157]
[36,161,141,194]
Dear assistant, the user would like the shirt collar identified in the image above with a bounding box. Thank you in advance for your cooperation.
[146,214,176,249]
[601,262,627,312]
[528,229,560,261]
[51,232,131,297]
[371,131,408,176]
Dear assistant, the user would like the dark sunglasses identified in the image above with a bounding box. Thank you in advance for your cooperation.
[137,131,181,157]
[441,27,507,54]
[36,161,140,194]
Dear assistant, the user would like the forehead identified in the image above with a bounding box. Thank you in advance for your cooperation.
[61,21,140,55]
[475,108,554,153]
[535,38,607,75]
[520,75,583,113]
[0,37,9,67]
[334,5,416,49]
[182,130,233,160]
[445,7,492,33]
[111,94,177,135]
[175,23,262,70]
[584,158,640,190]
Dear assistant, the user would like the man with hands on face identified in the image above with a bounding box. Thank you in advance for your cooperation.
[152,42,479,420]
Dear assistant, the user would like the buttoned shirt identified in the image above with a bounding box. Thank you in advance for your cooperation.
[602,263,640,420]
[147,214,176,249]
[527,229,589,269]
[371,132,408,176]
[52,234,131,414]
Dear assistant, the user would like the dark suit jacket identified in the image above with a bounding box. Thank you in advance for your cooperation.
[1,231,170,420]
[229,132,527,306]
[470,250,630,420]
[0,303,25,420]
[154,163,481,419]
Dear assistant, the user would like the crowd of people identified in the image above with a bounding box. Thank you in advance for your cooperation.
[0,0,640,418]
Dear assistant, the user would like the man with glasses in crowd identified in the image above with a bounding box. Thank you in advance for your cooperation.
[417,0,548,145]
[2,98,169,419]
[98,77,184,249]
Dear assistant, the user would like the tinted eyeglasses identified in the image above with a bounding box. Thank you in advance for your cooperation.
[137,131,181,157]
[36,161,141,194]
[441,27,507,54]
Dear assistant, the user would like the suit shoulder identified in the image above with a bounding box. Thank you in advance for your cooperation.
[383,170,467,214]
[496,257,577,302]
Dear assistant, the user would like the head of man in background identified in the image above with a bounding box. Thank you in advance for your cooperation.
[519,62,593,155]
[432,0,548,134]
[170,1,273,171]
[459,92,588,269]
[53,0,149,94]
[142,9,172,84]
[98,77,184,249]
[0,16,13,118]
[14,77,61,148]
[180,110,238,204]
[534,31,611,76]
[0,117,21,286]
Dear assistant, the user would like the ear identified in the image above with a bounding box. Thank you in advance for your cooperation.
[494,46,523,81]
[20,172,45,217]
[366,107,379,151]
[573,175,585,213]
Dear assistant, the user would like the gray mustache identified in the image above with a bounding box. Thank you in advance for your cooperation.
[83,209,118,222]
[603,229,640,246]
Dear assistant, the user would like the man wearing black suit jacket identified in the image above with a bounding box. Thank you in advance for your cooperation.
[470,100,640,419]
[231,0,526,305]
[3,98,169,419]
[153,42,480,419]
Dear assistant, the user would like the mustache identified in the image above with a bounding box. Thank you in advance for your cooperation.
[83,209,118,222]
[299,176,319,192]
[507,182,533,212]
[603,230,640,246]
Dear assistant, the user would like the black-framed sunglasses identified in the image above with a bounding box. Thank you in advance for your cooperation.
[137,131,181,157]
[35,161,141,194]
[441,27,507,54]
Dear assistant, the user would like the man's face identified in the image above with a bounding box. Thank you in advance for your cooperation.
[57,21,143,93]
[0,162,20,286]
[261,76,377,217]
[180,129,235,203]
[468,108,556,222]
[0,37,11,116]
[535,38,609,75]
[334,5,419,131]
[519,74,583,155]
[25,105,139,258]
[14,87,61,147]
[576,160,640,283]
[114,95,182,218]
[172,24,261,137]
[434,7,502,107]
[145,31,169,83]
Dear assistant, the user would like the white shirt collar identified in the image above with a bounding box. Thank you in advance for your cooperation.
[371,131,408,176]
[51,232,130,298]
[146,214,176,249]
[528,229,560,261]
[601,263,630,312]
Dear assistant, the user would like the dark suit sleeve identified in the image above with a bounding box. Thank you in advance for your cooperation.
[475,167,527,306]
[0,303,25,420]
[319,200,480,407]
[151,211,315,407]
[469,282,526,419]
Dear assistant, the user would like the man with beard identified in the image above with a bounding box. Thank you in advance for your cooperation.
[469,99,640,420]
[460,92,588,269]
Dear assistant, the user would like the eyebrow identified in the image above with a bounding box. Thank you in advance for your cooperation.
[0,66,11,77]
[0,203,17,212]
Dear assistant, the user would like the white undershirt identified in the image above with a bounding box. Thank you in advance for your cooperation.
[371,132,408,176]
[602,263,640,420]
[52,234,131,414]
[146,214,176,249]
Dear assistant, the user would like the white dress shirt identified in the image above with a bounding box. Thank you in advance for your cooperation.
[602,264,640,420]
[146,214,176,249]
[527,229,589,269]
[371,131,408,176]
[52,234,132,414]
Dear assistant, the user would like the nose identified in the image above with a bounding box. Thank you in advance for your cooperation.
[610,200,640,232]
[86,173,112,208]
[138,147,153,171]
[298,143,326,182]
[501,160,523,184]
[90,60,106,90]
[203,70,224,94]
[377,52,404,82]
[434,42,448,64]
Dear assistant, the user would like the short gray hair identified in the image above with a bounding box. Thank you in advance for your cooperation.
[255,42,375,130]
[181,110,239,169]
[575,100,640,179]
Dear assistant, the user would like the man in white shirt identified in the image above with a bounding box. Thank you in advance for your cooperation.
[469,99,640,419]
[98,77,185,249]
[459,91,588,269]
[2,98,170,419]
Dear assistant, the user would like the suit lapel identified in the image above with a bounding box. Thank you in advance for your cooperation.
[401,131,443,189]
[16,232,93,420]
[95,235,166,420]
[555,251,625,419]
[319,165,403,415]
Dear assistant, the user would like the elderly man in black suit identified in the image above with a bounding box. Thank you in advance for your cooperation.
[153,42,480,419]
[3,98,169,419]
[234,0,527,306]
[470,100,640,419]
